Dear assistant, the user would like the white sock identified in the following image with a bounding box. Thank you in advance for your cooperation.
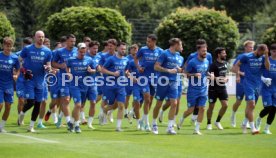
[74,120,80,127]
[242,118,248,126]
[264,124,270,130]
[249,122,255,131]
[174,115,177,124]
[20,111,25,115]
[168,120,174,128]
[179,116,185,126]
[80,111,86,121]
[231,111,236,118]
[257,117,262,122]
[30,121,35,127]
[152,119,157,125]
[192,114,198,121]
[52,113,58,123]
[88,117,94,125]
[70,117,75,124]
[59,111,64,118]
[144,114,149,125]
[136,119,140,125]
[195,121,201,131]
[38,118,43,124]
[124,109,128,115]
[65,116,70,123]
[100,107,103,114]
[0,120,6,128]
[117,119,122,128]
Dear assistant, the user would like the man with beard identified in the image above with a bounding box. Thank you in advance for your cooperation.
[234,44,270,134]
[177,42,213,135]
[206,47,229,130]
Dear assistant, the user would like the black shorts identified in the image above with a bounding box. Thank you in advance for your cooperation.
[208,89,228,103]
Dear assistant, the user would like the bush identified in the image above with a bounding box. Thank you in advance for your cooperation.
[155,7,240,60]
[262,24,276,47]
[45,6,132,44]
[0,12,15,47]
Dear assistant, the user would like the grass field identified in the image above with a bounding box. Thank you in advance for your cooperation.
[0,95,275,158]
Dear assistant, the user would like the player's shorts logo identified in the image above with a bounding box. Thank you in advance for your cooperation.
[248,95,253,100]
[134,96,137,100]
[26,94,29,98]
[209,99,213,103]
[264,102,267,106]
[143,88,147,92]
[156,96,160,100]
[53,94,57,98]
[60,88,64,92]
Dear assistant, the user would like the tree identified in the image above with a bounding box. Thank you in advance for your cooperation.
[45,6,132,44]
[262,24,276,47]
[155,7,240,59]
[0,12,15,48]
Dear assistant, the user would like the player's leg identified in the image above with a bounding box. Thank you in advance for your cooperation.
[206,90,217,130]
[177,93,196,129]
[255,91,272,131]
[141,83,151,131]
[214,90,228,130]
[231,84,244,127]
[0,90,13,133]
[61,86,72,130]
[159,99,170,123]
[115,87,126,131]
[88,86,97,129]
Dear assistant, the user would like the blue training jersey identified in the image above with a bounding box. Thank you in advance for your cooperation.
[240,52,265,88]
[186,51,212,66]
[0,52,20,88]
[262,57,276,92]
[20,44,52,84]
[136,46,163,77]
[186,57,209,92]
[233,52,250,82]
[156,49,180,81]
[103,55,129,87]
[67,56,96,90]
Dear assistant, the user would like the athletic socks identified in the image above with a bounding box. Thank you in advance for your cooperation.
[38,118,43,125]
[52,113,58,124]
[80,111,85,121]
[0,120,6,129]
[152,119,157,126]
[242,118,248,126]
[249,122,256,131]
[264,124,270,131]
[30,120,35,127]
[168,120,174,128]
[117,119,122,128]
[195,121,201,131]
[59,111,64,118]
[65,116,71,123]
[88,117,94,125]
[143,114,149,125]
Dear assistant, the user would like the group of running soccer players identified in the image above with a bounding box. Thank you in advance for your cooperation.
[0,30,275,135]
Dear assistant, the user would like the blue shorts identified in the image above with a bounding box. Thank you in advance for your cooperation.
[24,80,44,102]
[58,86,70,98]
[133,83,144,103]
[125,85,133,96]
[70,86,87,104]
[244,83,260,102]
[138,77,156,96]
[155,80,178,101]
[0,87,14,104]
[16,79,25,98]
[177,83,183,99]
[187,89,208,107]
[103,86,126,105]
[262,88,276,107]
[97,85,103,96]
[87,86,97,102]
[236,82,245,100]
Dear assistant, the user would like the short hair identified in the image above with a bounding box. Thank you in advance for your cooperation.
[257,44,268,51]
[107,39,117,46]
[169,38,181,46]
[117,42,126,47]
[44,38,50,42]
[60,36,67,43]
[3,37,14,45]
[270,43,276,50]
[102,40,108,47]
[89,41,100,48]
[66,34,76,40]
[83,36,91,42]
[214,47,225,57]
[196,39,207,50]
[54,42,61,48]
[23,37,32,45]
[130,44,139,50]
[243,40,255,47]
[147,34,157,41]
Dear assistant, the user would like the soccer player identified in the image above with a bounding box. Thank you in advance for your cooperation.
[15,37,32,124]
[125,44,139,118]
[52,34,77,131]
[177,41,212,135]
[43,38,51,48]
[184,39,212,124]
[234,44,270,134]
[152,38,183,135]
[206,47,228,130]
[85,41,102,129]
[134,34,163,131]
[83,36,92,47]
[0,37,20,133]
[101,42,129,131]
[66,43,96,133]
[230,40,255,127]
[255,44,276,134]
[18,31,52,132]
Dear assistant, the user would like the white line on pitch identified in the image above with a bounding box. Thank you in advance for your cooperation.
[3,133,59,143]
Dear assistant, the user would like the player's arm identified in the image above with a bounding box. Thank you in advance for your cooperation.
[134,49,144,73]
[101,67,119,77]
[51,52,66,69]
[264,48,270,70]
[233,61,242,83]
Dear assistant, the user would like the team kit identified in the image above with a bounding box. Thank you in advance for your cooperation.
[0,30,275,135]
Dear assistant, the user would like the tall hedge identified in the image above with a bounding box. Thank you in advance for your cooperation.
[45,6,132,43]
[155,7,240,59]
[0,12,15,46]
[262,24,276,47]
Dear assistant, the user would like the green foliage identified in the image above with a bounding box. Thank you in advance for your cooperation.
[262,24,276,47]
[155,7,240,59]
[0,12,15,46]
[45,6,132,44]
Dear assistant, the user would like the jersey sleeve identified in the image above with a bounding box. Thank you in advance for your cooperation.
[239,54,248,64]
[20,46,28,58]
[53,50,60,62]
[185,60,194,73]
[66,59,72,68]
[156,52,166,65]
[103,57,112,69]
[14,56,20,70]
[207,53,213,65]
[90,59,96,69]
[46,50,52,63]
[136,48,143,59]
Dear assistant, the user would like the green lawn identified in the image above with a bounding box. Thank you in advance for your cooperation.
[0,95,275,158]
